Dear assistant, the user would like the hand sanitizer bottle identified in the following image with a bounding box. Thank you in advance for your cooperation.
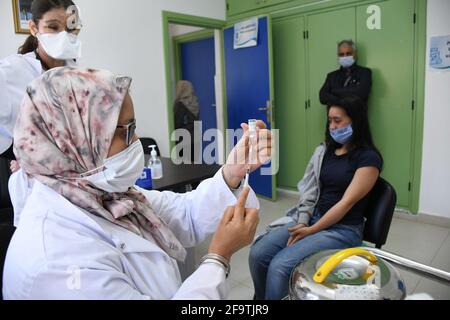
[148,145,163,179]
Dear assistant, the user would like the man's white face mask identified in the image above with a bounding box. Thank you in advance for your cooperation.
[83,140,145,193]
[37,31,82,60]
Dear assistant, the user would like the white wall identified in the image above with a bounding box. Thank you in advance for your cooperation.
[419,0,450,218]
[0,0,29,56]
[0,0,225,157]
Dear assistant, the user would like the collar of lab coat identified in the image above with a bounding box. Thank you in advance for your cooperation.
[23,52,44,74]
[29,180,170,255]
[23,51,77,73]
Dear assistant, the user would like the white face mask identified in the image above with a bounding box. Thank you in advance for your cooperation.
[83,140,145,193]
[339,56,355,68]
[37,31,82,60]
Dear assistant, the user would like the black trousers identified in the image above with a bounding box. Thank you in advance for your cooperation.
[0,146,14,225]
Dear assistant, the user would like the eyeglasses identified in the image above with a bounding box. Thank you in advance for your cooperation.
[117,119,137,146]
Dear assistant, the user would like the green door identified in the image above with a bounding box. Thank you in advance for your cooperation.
[356,0,415,208]
[273,17,309,189]
[307,8,356,156]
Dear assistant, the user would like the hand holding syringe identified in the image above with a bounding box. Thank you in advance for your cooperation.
[222,120,272,191]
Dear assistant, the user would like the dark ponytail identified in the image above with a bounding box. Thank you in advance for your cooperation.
[19,35,38,54]
[18,0,75,54]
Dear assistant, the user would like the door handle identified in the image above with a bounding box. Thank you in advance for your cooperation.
[258,100,273,124]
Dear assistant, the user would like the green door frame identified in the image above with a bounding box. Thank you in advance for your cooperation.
[162,11,226,154]
[410,0,427,214]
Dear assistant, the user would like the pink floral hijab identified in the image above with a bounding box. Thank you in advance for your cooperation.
[14,67,186,261]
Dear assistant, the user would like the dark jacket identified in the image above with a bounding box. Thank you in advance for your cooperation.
[319,64,372,106]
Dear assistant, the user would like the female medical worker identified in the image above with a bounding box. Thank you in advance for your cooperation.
[3,67,272,300]
[0,0,81,158]
[0,0,82,224]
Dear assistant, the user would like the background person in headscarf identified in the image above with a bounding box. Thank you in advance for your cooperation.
[3,67,273,300]
[174,80,200,163]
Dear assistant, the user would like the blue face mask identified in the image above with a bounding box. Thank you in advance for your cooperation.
[339,56,355,68]
[330,124,353,145]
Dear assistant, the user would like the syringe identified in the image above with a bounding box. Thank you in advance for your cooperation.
[244,119,257,188]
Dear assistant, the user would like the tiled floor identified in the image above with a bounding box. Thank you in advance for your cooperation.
[193,192,450,300]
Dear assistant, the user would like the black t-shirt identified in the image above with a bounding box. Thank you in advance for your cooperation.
[316,147,382,225]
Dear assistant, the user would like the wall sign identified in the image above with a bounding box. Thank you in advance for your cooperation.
[430,35,450,70]
[234,17,259,49]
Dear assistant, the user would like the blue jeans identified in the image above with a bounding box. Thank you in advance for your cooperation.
[249,212,363,300]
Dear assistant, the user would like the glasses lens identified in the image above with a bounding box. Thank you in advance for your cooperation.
[128,122,136,146]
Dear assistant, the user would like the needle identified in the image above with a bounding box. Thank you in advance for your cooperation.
[244,168,250,188]
[245,119,257,189]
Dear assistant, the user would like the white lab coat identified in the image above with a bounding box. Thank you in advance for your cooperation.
[8,169,32,227]
[0,52,75,154]
[1,52,74,225]
[2,168,259,300]
[0,52,42,153]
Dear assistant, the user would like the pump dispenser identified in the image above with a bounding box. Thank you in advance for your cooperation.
[148,145,163,179]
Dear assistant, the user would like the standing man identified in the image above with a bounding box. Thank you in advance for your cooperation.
[320,40,372,107]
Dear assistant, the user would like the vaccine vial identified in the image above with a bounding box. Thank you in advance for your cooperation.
[245,119,258,188]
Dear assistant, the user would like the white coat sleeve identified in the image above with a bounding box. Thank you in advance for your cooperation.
[0,64,12,128]
[8,169,34,227]
[173,263,229,300]
[138,167,260,248]
[0,65,13,154]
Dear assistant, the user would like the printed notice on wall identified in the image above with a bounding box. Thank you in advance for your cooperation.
[430,35,450,70]
[234,18,258,49]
